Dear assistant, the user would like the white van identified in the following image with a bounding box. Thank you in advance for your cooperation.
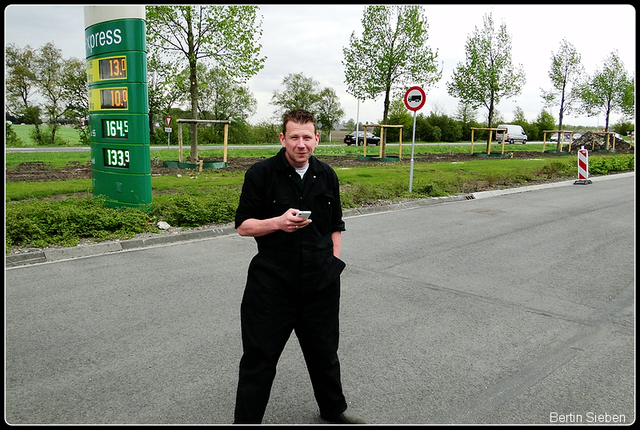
[495,124,527,144]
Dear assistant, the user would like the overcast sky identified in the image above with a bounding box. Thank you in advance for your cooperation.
[4,4,636,128]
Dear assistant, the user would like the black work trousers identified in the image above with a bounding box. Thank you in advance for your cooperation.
[234,252,347,423]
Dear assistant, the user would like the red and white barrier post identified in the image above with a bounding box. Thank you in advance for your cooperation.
[574,146,592,185]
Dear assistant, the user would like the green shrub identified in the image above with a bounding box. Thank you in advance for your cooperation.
[153,190,241,227]
[5,123,24,147]
[420,182,450,197]
[6,196,154,251]
[588,154,635,175]
[539,160,574,178]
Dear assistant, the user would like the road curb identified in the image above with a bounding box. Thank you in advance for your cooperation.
[6,173,633,268]
[470,171,634,199]
[6,224,238,268]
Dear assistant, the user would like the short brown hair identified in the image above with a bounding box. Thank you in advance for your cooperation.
[282,109,317,135]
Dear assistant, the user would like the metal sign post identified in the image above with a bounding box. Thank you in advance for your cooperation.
[165,116,172,148]
[404,86,426,193]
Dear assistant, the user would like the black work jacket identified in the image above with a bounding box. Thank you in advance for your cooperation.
[235,148,345,260]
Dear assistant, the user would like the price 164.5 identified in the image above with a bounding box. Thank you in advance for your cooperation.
[102,119,129,139]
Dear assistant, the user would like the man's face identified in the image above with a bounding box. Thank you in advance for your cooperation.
[280,121,318,168]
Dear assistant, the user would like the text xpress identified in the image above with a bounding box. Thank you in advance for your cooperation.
[86,28,122,54]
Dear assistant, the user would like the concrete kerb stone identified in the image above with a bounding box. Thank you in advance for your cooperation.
[5,224,237,268]
[43,241,123,262]
[471,171,634,200]
[5,172,633,268]
[342,194,470,218]
[5,251,47,267]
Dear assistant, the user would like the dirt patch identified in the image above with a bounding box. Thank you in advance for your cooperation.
[9,149,628,183]
[569,131,632,152]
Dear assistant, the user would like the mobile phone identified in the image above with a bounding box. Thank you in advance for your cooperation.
[296,211,311,219]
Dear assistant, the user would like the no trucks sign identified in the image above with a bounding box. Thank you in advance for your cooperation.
[404,86,426,193]
[404,86,426,112]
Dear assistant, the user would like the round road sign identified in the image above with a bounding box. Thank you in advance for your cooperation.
[404,86,426,111]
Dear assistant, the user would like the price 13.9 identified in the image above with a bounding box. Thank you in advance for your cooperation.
[103,148,130,168]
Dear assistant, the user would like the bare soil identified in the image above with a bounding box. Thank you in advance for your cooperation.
[7,149,619,183]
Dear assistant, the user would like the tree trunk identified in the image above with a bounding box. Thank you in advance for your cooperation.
[557,87,566,152]
[486,96,495,150]
[186,10,199,164]
[50,124,57,144]
[381,87,391,158]
[190,68,198,164]
[604,99,612,132]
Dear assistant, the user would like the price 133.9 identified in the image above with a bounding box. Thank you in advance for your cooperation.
[103,148,130,168]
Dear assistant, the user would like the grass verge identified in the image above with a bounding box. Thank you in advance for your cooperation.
[5,153,634,253]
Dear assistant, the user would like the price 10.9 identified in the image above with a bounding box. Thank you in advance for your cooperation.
[100,88,128,109]
[103,148,130,168]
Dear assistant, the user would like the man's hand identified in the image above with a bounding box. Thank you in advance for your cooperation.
[237,208,312,237]
[279,208,312,233]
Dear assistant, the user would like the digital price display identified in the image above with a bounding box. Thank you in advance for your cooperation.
[99,56,127,80]
[89,85,145,113]
[100,87,128,109]
[86,53,146,84]
[102,119,129,139]
[103,148,130,168]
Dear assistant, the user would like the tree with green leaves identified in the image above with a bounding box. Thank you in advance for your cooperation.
[342,5,441,129]
[454,102,480,141]
[511,106,527,125]
[270,72,321,116]
[270,72,344,140]
[147,51,183,143]
[385,98,413,141]
[198,65,257,145]
[447,12,526,145]
[533,109,556,141]
[146,5,265,162]
[540,39,584,150]
[59,57,89,145]
[5,43,43,142]
[578,50,634,132]
[7,42,87,145]
[199,66,257,123]
[315,88,345,141]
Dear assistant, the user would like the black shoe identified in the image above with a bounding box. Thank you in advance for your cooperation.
[322,410,367,424]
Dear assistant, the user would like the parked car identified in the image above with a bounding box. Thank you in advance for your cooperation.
[495,124,527,144]
[550,132,582,142]
[344,131,380,146]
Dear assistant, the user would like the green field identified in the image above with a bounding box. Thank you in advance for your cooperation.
[9,123,85,147]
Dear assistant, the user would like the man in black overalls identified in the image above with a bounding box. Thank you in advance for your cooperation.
[233,109,364,424]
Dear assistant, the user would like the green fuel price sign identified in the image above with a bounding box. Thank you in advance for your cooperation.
[85,6,151,210]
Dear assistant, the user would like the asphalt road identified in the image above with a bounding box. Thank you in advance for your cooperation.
[5,173,635,425]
